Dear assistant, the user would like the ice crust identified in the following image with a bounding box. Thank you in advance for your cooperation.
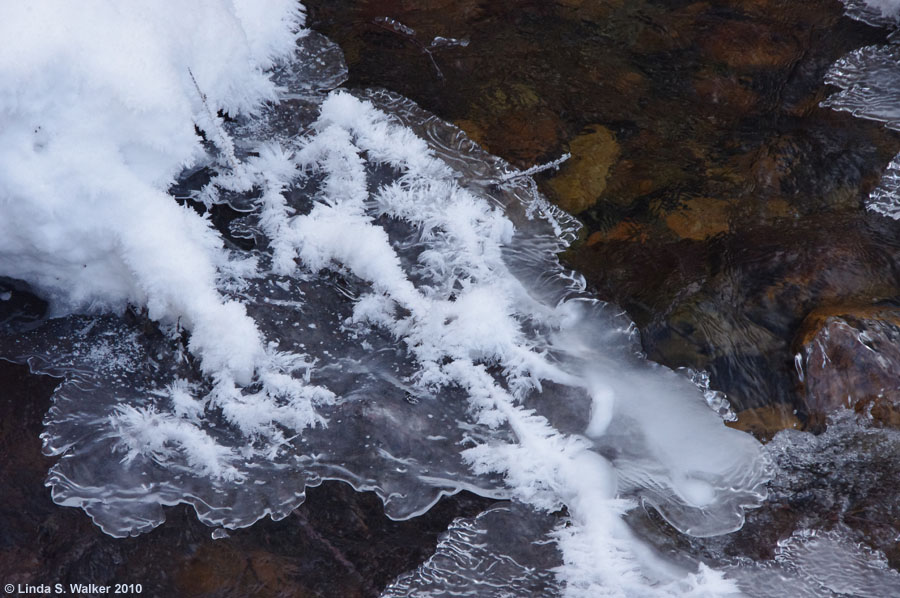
[0,4,771,596]
[828,2,900,217]
[841,0,900,26]
[718,412,900,597]
[382,503,563,597]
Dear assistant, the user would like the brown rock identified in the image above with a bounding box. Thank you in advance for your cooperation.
[693,70,759,114]
[462,84,565,167]
[700,19,802,69]
[453,119,489,151]
[484,108,564,167]
[664,197,733,240]
[586,220,649,245]
[548,126,620,214]
[794,306,900,429]
[555,0,623,20]
[727,405,802,442]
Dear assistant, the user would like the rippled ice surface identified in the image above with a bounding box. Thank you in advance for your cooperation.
[827,1,900,217]
[839,0,900,27]
[382,502,561,597]
[0,30,773,596]
[720,412,900,597]
[724,530,900,598]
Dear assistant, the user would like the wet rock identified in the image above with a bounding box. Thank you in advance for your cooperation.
[585,220,649,245]
[692,70,760,116]
[453,118,488,149]
[727,405,803,442]
[569,214,900,421]
[794,306,900,430]
[547,125,620,214]
[700,19,803,70]
[480,107,565,167]
[0,361,58,587]
[453,83,567,166]
[554,0,623,22]
[663,197,733,240]
[176,545,326,598]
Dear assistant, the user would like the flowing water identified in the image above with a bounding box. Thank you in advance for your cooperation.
[4,2,900,597]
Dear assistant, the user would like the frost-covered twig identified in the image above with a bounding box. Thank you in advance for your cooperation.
[497,152,571,183]
[188,67,242,174]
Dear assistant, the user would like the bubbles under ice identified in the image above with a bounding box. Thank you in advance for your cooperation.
[0,17,771,598]
[681,368,738,423]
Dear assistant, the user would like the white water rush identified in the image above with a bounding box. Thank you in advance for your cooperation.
[0,3,771,596]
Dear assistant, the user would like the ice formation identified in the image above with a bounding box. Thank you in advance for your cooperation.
[839,0,900,25]
[0,2,773,596]
[825,1,900,218]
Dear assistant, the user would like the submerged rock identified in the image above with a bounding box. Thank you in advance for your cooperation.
[547,125,620,214]
[794,306,900,430]
[568,213,900,427]
[663,197,733,241]
[727,405,803,442]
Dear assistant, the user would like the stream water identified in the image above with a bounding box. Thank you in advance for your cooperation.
[4,1,900,597]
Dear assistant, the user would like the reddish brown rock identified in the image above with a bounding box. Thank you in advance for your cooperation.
[726,405,802,442]
[794,306,900,430]
[555,0,623,21]
[481,107,565,167]
[693,70,759,115]
[585,220,649,245]
[664,197,733,240]
[700,19,803,69]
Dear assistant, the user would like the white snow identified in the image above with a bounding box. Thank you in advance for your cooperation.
[0,0,303,386]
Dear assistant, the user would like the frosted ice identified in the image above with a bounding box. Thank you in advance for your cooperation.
[0,5,772,596]
[0,0,305,387]
[3,87,768,595]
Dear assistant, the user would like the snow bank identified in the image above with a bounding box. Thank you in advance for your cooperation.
[0,0,303,384]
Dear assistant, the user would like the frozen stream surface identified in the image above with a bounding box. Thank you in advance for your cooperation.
[2,2,900,596]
